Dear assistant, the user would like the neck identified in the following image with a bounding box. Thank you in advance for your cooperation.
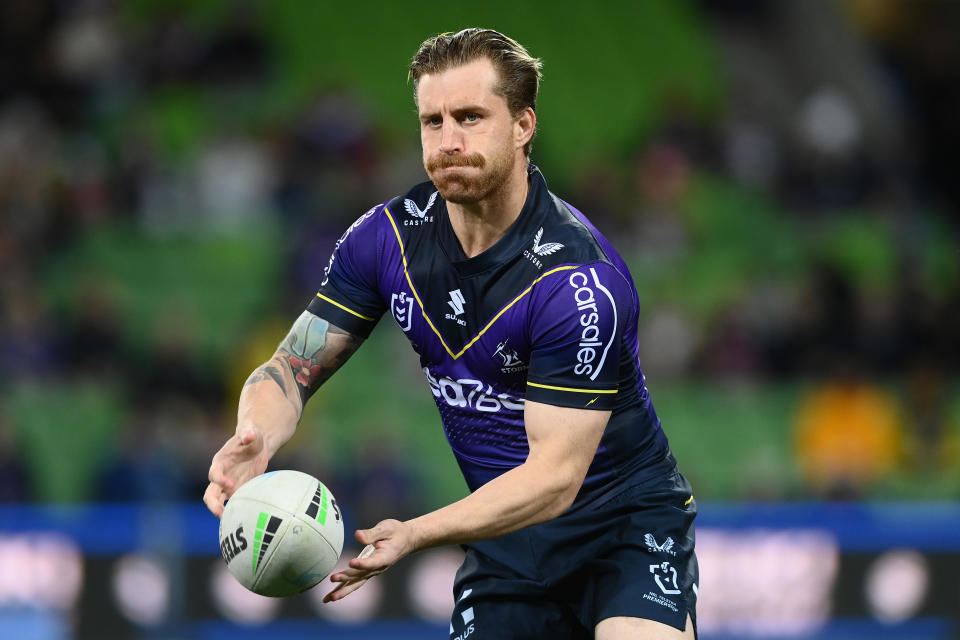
[447,160,529,258]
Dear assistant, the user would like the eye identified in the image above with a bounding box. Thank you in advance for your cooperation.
[464,113,480,123]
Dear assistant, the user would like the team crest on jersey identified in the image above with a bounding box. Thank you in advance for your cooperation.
[523,227,564,269]
[492,339,526,373]
[391,292,414,332]
[403,191,438,226]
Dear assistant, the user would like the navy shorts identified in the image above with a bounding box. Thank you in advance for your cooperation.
[449,468,698,639]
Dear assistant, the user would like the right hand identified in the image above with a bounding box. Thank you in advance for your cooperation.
[203,424,270,518]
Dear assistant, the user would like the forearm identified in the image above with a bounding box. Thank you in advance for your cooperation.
[239,356,301,456]
[237,313,364,457]
[405,456,580,550]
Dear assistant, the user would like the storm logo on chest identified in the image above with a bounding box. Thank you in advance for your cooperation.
[493,339,527,374]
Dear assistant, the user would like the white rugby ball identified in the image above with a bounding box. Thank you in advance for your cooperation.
[219,470,344,597]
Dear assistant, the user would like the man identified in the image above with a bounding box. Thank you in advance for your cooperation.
[205,28,698,639]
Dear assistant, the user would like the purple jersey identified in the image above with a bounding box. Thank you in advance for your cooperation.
[308,166,673,505]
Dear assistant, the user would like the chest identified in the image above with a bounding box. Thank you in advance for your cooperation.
[377,237,538,387]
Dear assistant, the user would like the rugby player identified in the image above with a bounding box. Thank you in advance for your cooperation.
[205,28,698,639]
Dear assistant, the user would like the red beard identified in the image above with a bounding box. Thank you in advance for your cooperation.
[426,150,512,204]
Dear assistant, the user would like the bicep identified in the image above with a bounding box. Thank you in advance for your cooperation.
[275,311,365,406]
[524,400,610,480]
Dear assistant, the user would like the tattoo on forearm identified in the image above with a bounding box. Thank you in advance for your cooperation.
[243,363,287,394]
[276,312,363,408]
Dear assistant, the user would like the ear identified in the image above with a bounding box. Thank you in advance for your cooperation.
[514,107,536,151]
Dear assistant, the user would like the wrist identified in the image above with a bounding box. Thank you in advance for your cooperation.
[402,517,431,554]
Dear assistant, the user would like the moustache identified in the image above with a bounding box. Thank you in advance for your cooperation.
[426,153,485,172]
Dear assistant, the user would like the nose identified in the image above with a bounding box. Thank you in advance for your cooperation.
[438,118,462,154]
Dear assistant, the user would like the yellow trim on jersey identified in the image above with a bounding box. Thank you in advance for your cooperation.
[684,495,694,506]
[314,293,376,321]
[527,381,618,394]
[460,264,578,357]
[384,206,578,360]
[385,207,457,358]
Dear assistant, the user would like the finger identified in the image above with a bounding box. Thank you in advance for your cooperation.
[330,545,381,580]
[331,564,384,581]
[348,555,385,571]
[322,577,367,603]
[208,463,235,493]
[356,525,387,545]
[346,543,379,569]
[203,484,225,518]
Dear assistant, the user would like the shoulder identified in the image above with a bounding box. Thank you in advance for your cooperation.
[335,200,389,244]
[530,193,633,291]
[545,192,636,272]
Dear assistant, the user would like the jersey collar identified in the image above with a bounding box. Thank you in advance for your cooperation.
[438,164,551,278]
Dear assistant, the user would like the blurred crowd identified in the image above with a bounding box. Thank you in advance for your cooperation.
[0,1,958,507]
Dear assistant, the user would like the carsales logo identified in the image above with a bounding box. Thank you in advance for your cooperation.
[424,368,525,413]
[568,268,617,379]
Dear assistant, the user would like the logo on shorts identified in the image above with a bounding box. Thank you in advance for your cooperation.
[392,292,414,331]
[643,562,682,612]
[450,588,475,640]
[650,562,682,595]
[644,533,677,556]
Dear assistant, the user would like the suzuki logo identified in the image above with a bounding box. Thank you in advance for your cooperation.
[445,289,467,326]
[447,289,465,316]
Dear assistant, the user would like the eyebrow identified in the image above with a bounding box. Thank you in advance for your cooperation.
[419,105,490,121]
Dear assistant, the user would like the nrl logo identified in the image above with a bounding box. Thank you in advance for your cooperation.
[391,292,413,332]
[403,191,438,226]
[644,533,677,556]
[524,227,564,269]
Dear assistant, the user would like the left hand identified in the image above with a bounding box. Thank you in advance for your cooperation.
[322,519,416,603]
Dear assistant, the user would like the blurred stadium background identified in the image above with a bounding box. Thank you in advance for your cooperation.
[1,0,959,638]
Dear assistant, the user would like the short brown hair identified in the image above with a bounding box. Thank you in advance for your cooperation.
[409,28,543,155]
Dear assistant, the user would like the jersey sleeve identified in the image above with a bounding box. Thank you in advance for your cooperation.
[306,205,386,337]
[525,262,631,410]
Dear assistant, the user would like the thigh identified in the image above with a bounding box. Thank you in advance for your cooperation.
[595,613,696,640]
